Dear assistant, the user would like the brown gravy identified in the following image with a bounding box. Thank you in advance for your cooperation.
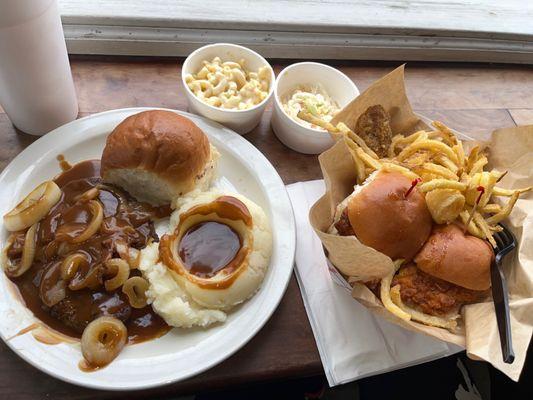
[32,327,69,345]
[178,221,241,278]
[78,359,101,373]
[56,154,72,171]
[179,196,252,227]
[6,160,170,344]
[7,323,40,341]
[159,195,252,289]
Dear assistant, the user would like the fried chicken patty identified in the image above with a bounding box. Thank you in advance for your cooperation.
[392,264,487,316]
[354,105,393,158]
[334,209,355,236]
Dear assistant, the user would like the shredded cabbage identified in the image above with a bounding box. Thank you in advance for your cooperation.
[282,84,340,130]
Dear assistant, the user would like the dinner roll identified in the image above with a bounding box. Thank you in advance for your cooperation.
[414,223,493,291]
[101,110,218,205]
[346,170,433,262]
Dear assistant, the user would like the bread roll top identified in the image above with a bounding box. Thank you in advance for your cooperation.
[101,110,211,189]
[414,223,493,291]
[347,170,432,262]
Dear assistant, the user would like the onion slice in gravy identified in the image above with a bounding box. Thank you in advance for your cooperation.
[3,181,61,232]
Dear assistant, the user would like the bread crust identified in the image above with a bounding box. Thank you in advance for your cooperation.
[346,171,432,261]
[101,110,211,193]
[414,223,493,291]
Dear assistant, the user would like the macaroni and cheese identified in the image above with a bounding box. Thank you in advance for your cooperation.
[185,57,271,110]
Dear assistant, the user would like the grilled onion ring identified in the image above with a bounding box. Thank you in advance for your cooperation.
[39,262,67,307]
[57,241,76,257]
[3,181,61,232]
[60,252,89,281]
[43,240,60,260]
[2,224,38,278]
[68,264,103,291]
[115,242,140,269]
[68,200,104,244]
[81,317,127,368]
[104,259,130,291]
[126,248,140,269]
[122,276,149,308]
[74,187,100,203]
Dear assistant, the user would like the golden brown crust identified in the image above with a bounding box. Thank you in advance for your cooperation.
[354,105,393,158]
[414,224,493,291]
[346,171,432,261]
[101,110,210,188]
[392,264,488,316]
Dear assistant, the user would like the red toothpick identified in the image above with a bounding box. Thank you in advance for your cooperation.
[476,185,486,203]
[404,178,422,199]
[464,185,485,234]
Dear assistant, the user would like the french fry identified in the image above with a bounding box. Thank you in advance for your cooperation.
[489,224,504,233]
[419,179,467,193]
[397,130,428,145]
[345,139,382,170]
[469,156,488,175]
[453,141,465,168]
[473,212,496,247]
[380,260,411,322]
[397,139,459,165]
[390,131,429,156]
[486,192,520,225]
[460,210,484,238]
[389,135,403,157]
[297,110,338,134]
[344,136,367,183]
[404,152,431,168]
[431,121,457,146]
[481,203,502,214]
[418,172,440,183]
[420,162,459,181]
[466,145,480,171]
[381,162,420,181]
[336,123,379,159]
[433,154,460,174]
[493,186,532,196]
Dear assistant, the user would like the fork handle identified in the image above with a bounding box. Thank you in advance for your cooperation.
[490,258,515,364]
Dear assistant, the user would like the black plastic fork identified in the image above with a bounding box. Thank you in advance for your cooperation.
[491,224,516,364]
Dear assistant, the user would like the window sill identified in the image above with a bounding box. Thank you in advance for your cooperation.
[59,0,533,63]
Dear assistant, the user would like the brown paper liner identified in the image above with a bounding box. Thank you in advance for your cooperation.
[309,65,533,381]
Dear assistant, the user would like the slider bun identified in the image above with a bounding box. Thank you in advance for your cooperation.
[347,170,432,261]
[101,110,217,205]
[414,223,493,291]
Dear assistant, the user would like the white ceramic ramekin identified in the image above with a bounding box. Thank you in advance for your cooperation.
[182,43,275,135]
[271,62,359,154]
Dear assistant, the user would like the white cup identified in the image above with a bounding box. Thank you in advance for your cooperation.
[182,43,275,135]
[0,0,78,136]
[271,62,359,154]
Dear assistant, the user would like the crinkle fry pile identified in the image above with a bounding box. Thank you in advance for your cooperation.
[298,110,531,247]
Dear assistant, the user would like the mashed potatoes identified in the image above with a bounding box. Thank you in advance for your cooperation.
[139,242,226,328]
[140,189,272,328]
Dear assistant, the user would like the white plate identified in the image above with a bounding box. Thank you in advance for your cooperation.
[0,108,295,390]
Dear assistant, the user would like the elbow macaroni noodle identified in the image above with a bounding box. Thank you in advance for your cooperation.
[185,57,271,110]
